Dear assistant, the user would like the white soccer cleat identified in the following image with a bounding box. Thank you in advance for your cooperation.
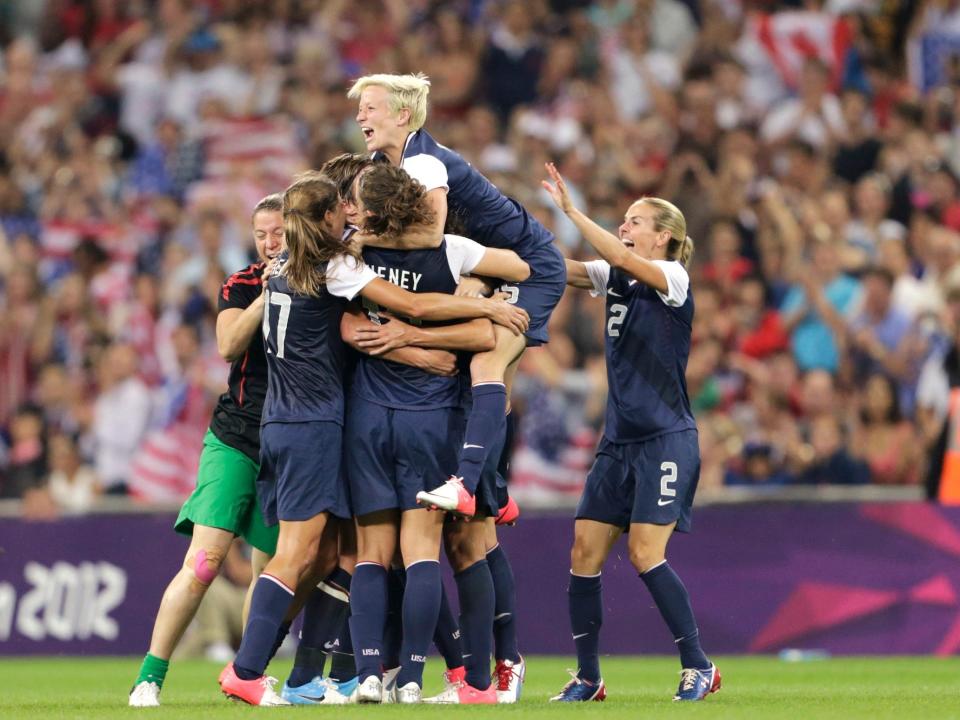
[416,476,476,516]
[381,665,401,703]
[129,681,160,707]
[494,656,526,703]
[394,681,422,703]
[354,675,383,704]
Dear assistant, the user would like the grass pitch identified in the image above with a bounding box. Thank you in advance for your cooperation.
[1,655,959,720]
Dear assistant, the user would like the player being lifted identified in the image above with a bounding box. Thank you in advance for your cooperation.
[219,172,528,706]
[541,163,720,703]
[348,72,554,700]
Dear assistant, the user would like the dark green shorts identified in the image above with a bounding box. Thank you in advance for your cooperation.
[174,430,278,554]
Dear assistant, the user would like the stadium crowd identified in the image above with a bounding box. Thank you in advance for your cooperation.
[0,0,957,515]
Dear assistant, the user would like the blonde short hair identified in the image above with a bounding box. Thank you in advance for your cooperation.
[348,73,431,131]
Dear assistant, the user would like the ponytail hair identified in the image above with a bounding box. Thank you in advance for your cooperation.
[356,163,436,240]
[637,197,694,267]
[282,171,359,297]
[669,235,695,267]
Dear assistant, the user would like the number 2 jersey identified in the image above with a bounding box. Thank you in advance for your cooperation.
[261,252,378,425]
[210,262,269,462]
[583,259,697,443]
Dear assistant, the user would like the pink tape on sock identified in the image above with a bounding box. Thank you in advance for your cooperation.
[194,549,218,585]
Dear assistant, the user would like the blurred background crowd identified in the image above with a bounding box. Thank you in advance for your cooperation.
[1,0,958,517]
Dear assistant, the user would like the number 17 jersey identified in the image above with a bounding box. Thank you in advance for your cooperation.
[261,252,378,425]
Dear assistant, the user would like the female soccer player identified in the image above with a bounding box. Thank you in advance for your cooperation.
[541,163,720,703]
[129,195,284,708]
[349,73,565,517]
[218,172,528,706]
[341,163,529,705]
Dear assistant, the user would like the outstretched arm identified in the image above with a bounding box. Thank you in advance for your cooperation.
[565,259,595,289]
[542,163,669,294]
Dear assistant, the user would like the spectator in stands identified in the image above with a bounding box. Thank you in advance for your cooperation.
[850,372,921,485]
[46,432,98,513]
[92,342,151,495]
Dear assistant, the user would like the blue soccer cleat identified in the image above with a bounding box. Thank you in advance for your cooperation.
[549,671,606,702]
[674,664,721,701]
[281,676,330,705]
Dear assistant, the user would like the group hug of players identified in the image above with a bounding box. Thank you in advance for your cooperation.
[128,73,720,707]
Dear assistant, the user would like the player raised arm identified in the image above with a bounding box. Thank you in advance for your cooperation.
[542,162,693,293]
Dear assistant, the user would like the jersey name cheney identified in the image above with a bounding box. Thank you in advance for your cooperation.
[370,264,423,291]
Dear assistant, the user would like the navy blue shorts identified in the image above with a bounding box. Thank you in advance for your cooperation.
[498,244,566,347]
[346,398,462,516]
[257,421,349,525]
[576,430,700,533]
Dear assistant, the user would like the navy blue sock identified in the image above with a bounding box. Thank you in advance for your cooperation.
[640,561,710,670]
[234,575,295,679]
[349,563,387,682]
[268,620,292,665]
[384,566,406,670]
[433,583,463,669]
[397,561,442,688]
[288,567,352,687]
[568,573,602,683]
[329,613,356,681]
[498,410,515,481]
[457,383,506,494]
[487,544,520,662]
[455,559,495,690]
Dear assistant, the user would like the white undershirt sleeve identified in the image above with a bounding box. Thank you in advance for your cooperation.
[325,254,379,300]
[651,259,689,307]
[583,260,611,297]
[443,234,487,278]
[402,154,449,192]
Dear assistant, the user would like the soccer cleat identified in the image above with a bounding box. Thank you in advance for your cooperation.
[353,674,383,704]
[550,671,606,702]
[394,681,422,703]
[416,476,475,517]
[442,665,466,691]
[423,679,497,704]
[381,666,401,703]
[494,656,525,703]
[219,664,291,706]
[495,495,520,526]
[281,676,329,705]
[674,664,721,701]
[129,681,160,707]
[319,676,358,705]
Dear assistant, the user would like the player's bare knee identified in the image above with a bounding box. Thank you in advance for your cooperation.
[186,547,224,589]
[569,541,603,575]
[628,546,663,574]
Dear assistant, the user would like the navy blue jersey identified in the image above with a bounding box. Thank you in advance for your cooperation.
[261,255,349,425]
[382,129,554,261]
[586,260,696,443]
[350,235,484,410]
